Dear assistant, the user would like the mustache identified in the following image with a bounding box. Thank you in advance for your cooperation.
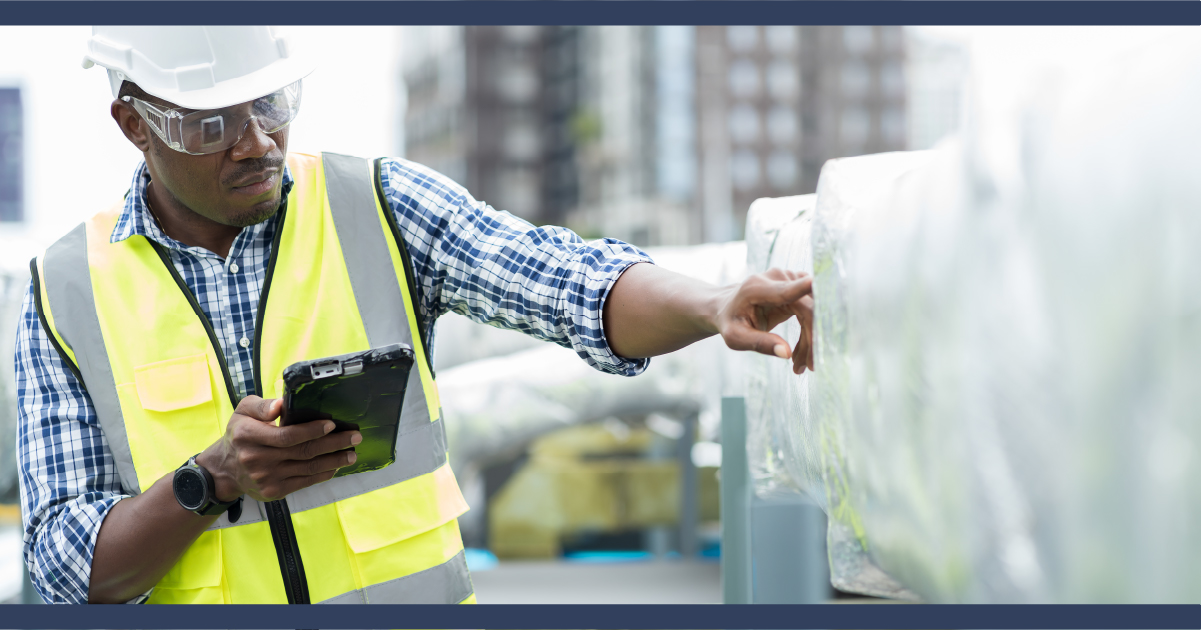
[223,156,286,187]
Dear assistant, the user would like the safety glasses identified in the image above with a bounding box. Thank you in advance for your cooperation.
[123,80,302,155]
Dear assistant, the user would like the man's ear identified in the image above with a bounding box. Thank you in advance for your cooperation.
[111,100,152,152]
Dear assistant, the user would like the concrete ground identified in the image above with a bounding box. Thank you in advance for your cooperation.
[471,559,722,604]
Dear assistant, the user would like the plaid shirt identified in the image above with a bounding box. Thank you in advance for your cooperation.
[15,157,651,604]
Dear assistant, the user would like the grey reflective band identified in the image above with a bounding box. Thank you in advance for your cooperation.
[278,153,445,516]
[40,223,142,495]
[324,151,437,431]
[317,550,473,604]
[322,152,411,350]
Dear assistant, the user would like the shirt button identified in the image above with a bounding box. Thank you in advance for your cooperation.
[229,263,240,274]
[239,337,250,348]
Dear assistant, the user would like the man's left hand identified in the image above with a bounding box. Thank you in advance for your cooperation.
[713,268,815,374]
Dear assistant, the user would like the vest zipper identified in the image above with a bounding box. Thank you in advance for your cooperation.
[264,494,310,604]
[249,207,312,605]
[150,218,312,605]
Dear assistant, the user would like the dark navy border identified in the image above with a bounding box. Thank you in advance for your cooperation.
[4,2,1198,629]
[0,1,1198,25]
[0,604,1199,629]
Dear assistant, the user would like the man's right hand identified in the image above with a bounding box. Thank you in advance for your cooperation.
[195,396,361,503]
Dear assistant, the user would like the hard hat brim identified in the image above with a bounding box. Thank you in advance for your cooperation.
[92,54,316,110]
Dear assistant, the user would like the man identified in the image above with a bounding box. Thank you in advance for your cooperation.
[16,26,813,605]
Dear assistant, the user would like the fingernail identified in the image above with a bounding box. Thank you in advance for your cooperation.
[350,432,363,445]
[323,421,335,434]
[347,452,358,465]
[774,344,789,358]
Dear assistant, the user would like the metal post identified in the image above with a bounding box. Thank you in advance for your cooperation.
[720,397,752,604]
[677,412,698,559]
[751,491,831,603]
[22,567,44,605]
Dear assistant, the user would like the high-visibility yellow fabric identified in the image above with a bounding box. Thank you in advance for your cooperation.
[84,207,234,494]
[42,153,469,604]
[255,154,371,402]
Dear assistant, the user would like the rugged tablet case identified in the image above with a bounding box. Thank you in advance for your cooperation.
[281,343,415,478]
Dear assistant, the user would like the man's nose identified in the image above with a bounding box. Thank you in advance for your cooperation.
[229,117,275,161]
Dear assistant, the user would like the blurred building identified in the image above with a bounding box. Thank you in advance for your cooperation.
[402,26,908,246]
[403,26,560,225]
[700,26,908,234]
[0,87,22,223]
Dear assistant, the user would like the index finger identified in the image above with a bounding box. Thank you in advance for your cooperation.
[743,275,813,307]
[239,416,336,449]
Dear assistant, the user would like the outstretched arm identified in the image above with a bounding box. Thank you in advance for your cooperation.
[603,263,814,374]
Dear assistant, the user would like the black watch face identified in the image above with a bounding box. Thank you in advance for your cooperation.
[174,468,208,510]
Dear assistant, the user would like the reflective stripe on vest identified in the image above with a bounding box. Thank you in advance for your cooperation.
[34,152,472,604]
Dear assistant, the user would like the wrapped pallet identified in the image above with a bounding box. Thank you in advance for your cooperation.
[746,30,1201,602]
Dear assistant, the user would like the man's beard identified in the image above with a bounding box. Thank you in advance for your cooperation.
[225,199,282,228]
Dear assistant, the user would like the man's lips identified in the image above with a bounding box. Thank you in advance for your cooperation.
[230,170,277,196]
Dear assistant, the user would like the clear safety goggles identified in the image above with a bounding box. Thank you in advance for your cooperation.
[123,80,302,155]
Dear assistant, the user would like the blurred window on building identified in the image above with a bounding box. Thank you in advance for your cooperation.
[728,104,760,145]
[766,106,797,144]
[503,121,541,161]
[839,106,870,150]
[726,26,758,52]
[881,59,905,98]
[0,88,22,223]
[766,60,799,101]
[495,60,539,103]
[767,150,798,190]
[765,26,797,55]
[501,25,540,45]
[881,106,906,146]
[840,61,871,100]
[656,25,697,203]
[880,26,905,53]
[496,165,540,213]
[731,149,760,191]
[843,26,875,56]
[728,59,760,98]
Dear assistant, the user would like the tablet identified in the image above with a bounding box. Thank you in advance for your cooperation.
[280,343,415,478]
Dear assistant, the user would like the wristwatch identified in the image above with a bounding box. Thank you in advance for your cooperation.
[173,454,242,522]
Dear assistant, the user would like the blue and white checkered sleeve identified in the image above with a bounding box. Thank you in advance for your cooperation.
[14,282,147,605]
[381,158,653,377]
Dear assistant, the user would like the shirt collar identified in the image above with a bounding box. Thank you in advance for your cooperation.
[111,160,294,246]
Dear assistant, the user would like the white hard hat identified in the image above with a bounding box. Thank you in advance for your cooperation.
[82,26,316,110]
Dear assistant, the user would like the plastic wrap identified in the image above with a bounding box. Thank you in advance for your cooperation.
[749,31,1201,602]
[744,195,820,501]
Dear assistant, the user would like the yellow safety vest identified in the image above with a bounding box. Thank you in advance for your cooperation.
[32,152,474,604]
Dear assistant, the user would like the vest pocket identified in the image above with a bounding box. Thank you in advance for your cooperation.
[134,354,214,411]
[119,353,223,491]
[148,530,226,604]
[336,462,469,554]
